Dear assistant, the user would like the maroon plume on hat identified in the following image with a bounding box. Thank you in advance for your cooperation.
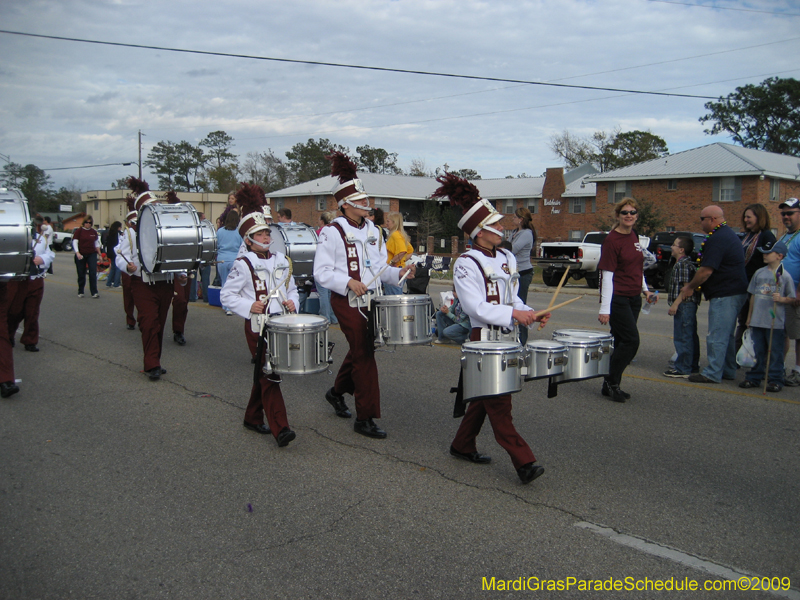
[431,172,481,212]
[327,151,367,207]
[235,183,270,239]
[127,177,156,211]
[166,191,181,204]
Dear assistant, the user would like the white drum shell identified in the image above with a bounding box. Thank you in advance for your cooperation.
[460,341,524,401]
[266,314,329,375]
[524,340,568,381]
[552,329,613,375]
[138,203,204,273]
[551,338,605,382]
[269,224,317,280]
[0,190,32,280]
[373,294,433,345]
[199,218,217,265]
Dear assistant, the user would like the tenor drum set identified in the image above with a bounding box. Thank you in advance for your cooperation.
[460,329,613,402]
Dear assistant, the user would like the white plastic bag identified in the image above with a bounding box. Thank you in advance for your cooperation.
[736,328,756,368]
[439,291,454,308]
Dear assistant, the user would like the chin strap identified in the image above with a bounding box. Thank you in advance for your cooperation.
[247,235,270,251]
[344,198,371,212]
[482,225,503,237]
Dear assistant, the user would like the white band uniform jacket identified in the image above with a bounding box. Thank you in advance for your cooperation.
[452,248,533,330]
[313,216,402,295]
[220,251,300,319]
[31,233,55,279]
[114,228,143,278]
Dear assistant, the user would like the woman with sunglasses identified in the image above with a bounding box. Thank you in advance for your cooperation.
[597,198,656,403]
[72,216,101,298]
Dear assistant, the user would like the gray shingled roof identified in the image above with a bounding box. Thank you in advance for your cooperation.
[586,143,800,182]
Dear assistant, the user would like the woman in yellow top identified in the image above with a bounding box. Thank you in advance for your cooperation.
[384,211,413,295]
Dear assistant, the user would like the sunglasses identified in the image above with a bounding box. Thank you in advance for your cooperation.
[699,216,713,222]
[781,211,799,217]
[619,210,637,216]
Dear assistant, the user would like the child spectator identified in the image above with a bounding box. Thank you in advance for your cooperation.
[434,292,471,345]
[739,240,796,392]
[664,236,701,377]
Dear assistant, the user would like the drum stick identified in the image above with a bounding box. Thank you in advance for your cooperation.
[361,252,407,290]
[532,295,583,319]
[538,266,570,330]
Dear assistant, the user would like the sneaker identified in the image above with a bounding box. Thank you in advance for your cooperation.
[688,373,718,384]
[92,293,99,299]
[225,309,233,316]
[766,382,782,392]
[434,339,450,345]
[78,293,84,298]
[663,369,689,378]
[784,370,800,387]
[738,380,760,389]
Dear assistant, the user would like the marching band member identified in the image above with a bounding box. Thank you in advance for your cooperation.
[7,216,55,353]
[313,152,415,439]
[119,195,138,331]
[116,178,186,381]
[166,192,189,346]
[221,183,298,447]
[432,173,550,485]
[0,282,17,398]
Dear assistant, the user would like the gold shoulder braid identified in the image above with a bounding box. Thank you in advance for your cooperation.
[285,257,293,290]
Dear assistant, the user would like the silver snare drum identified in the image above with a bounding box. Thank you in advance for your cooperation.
[138,203,203,274]
[0,190,32,280]
[266,314,330,375]
[551,337,604,383]
[460,341,525,401]
[552,329,613,375]
[523,340,568,381]
[373,294,432,345]
[269,224,317,280]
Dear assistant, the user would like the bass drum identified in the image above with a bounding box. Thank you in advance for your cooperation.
[0,189,33,281]
[199,218,217,265]
[138,203,204,274]
[269,224,318,279]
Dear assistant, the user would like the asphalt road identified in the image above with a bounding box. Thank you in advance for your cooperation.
[1,254,799,599]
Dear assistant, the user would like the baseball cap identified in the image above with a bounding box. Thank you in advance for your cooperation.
[757,239,788,255]
[778,197,799,210]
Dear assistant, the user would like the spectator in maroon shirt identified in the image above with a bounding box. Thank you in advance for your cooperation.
[72,216,101,298]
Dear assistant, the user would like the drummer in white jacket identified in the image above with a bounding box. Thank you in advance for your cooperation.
[432,173,550,485]
[313,152,415,439]
[221,183,298,448]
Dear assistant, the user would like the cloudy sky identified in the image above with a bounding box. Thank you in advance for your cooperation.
[1,0,799,192]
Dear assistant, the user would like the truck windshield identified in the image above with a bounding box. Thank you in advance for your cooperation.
[583,233,607,245]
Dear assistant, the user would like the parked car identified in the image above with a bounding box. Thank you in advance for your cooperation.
[646,231,706,291]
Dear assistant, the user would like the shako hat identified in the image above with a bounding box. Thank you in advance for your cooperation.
[235,183,270,239]
[431,172,502,238]
[127,177,156,211]
[327,151,368,207]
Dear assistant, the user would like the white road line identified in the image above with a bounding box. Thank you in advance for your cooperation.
[575,521,800,600]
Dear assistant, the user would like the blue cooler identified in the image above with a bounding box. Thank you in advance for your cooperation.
[302,292,320,315]
[207,285,222,307]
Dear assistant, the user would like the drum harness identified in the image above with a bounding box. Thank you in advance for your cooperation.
[460,250,520,343]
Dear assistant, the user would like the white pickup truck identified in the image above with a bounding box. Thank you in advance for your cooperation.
[51,229,74,251]
[534,231,607,288]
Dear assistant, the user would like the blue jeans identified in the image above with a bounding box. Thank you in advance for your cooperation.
[105,260,121,287]
[75,252,98,295]
[435,311,469,344]
[672,301,699,374]
[217,260,235,310]
[745,326,785,385]
[703,293,747,382]
[196,264,210,302]
[516,269,533,346]
[383,283,403,295]
[317,284,338,324]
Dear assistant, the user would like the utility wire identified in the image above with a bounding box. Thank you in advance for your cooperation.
[0,29,719,100]
[647,0,800,17]
[42,162,132,171]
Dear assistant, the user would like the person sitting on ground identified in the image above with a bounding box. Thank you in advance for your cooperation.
[434,292,471,345]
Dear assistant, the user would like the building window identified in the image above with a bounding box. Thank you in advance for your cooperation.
[770,179,781,202]
[526,198,538,214]
[500,199,516,214]
[316,197,326,211]
[273,198,284,211]
[570,198,585,214]
[373,197,391,211]
[94,200,99,210]
[667,179,678,191]
[666,226,675,232]
[569,230,584,241]
[720,177,735,202]
[614,182,627,202]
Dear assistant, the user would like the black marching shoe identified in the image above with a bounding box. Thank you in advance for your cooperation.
[449,445,491,464]
[601,380,629,402]
[354,418,387,439]
[126,324,135,330]
[243,422,271,435]
[0,381,20,398]
[277,428,296,447]
[147,367,167,381]
[517,462,545,484]
[173,332,186,346]
[325,387,352,418]
[24,344,39,352]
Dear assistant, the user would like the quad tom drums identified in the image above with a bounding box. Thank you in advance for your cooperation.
[523,340,568,381]
[0,189,33,281]
[552,329,613,379]
[137,203,206,274]
[460,341,525,401]
[373,294,433,346]
[265,314,333,376]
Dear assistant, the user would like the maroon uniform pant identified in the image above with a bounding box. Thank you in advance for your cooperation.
[0,284,14,383]
[330,292,380,421]
[451,329,535,470]
[243,324,290,440]
[130,277,173,371]
[171,278,189,334]
[121,273,136,327]
[7,278,44,346]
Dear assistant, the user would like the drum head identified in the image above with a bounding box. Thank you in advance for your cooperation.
[268,313,328,331]
[526,340,567,351]
[269,224,288,255]
[553,328,610,340]
[137,204,158,273]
